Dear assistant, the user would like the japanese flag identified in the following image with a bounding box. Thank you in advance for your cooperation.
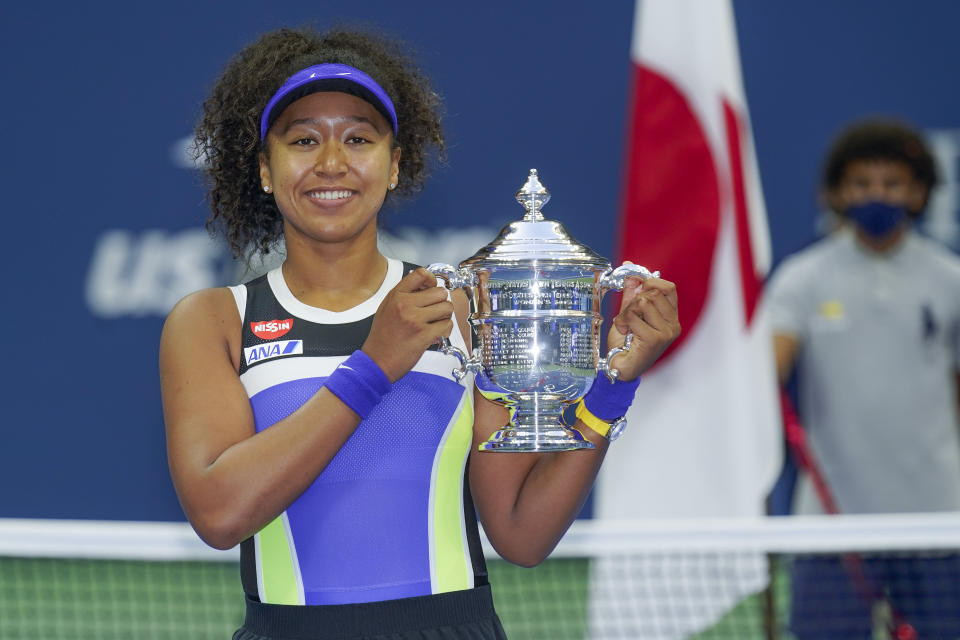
[589,0,782,636]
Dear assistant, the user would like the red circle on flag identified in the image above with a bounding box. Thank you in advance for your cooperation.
[616,64,721,366]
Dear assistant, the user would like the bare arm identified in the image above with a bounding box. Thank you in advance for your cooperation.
[464,277,681,567]
[773,332,801,386]
[161,288,364,549]
[162,269,453,549]
[468,394,609,567]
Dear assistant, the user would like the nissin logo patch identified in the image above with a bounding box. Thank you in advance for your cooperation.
[244,340,303,365]
[251,318,293,339]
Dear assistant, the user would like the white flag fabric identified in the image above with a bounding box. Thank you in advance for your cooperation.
[589,1,782,636]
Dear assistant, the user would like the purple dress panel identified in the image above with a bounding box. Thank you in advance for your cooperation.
[248,370,467,604]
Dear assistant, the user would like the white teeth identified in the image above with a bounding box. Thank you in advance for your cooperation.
[309,190,352,201]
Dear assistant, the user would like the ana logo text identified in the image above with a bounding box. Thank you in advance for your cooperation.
[251,318,293,339]
[244,340,303,365]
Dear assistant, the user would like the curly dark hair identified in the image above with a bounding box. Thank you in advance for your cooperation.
[822,118,938,213]
[195,27,446,259]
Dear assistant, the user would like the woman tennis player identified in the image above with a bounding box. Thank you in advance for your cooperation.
[160,26,680,640]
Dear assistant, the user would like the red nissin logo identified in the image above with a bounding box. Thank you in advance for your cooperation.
[251,318,293,339]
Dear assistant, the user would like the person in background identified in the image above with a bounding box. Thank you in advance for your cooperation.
[768,119,960,638]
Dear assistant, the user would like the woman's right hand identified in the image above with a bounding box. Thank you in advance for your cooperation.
[363,267,454,382]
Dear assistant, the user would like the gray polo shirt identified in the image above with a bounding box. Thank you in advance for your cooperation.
[768,228,960,514]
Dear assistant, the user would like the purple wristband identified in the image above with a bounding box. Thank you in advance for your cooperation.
[323,350,392,419]
[582,373,641,420]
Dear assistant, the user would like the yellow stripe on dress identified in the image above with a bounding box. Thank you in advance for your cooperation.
[256,512,303,605]
[429,388,475,593]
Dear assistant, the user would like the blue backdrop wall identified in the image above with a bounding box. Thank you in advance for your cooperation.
[2,1,958,521]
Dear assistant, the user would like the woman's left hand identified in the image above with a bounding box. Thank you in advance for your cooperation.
[606,275,681,381]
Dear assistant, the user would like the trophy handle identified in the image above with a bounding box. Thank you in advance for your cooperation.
[597,262,660,290]
[599,333,633,383]
[426,263,481,382]
[597,262,660,382]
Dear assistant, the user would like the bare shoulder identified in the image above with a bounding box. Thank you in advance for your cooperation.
[166,287,239,323]
[161,287,243,372]
[160,286,251,449]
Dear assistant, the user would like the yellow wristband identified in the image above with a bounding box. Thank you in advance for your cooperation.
[575,398,612,438]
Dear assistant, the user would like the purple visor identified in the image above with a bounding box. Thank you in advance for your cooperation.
[259,63,398,141]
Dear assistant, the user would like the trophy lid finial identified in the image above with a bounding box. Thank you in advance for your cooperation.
[459,166,608,269]
[516,168,550,221]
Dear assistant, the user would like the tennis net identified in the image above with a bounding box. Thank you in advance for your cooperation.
[2,513,959,639]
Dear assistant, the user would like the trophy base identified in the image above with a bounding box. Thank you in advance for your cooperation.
[477,393,594,452]
[479,424,595,452]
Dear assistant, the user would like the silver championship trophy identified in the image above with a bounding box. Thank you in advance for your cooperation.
[428,169,658,452]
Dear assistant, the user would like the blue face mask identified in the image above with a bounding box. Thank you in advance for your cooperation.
[846,201,907,238]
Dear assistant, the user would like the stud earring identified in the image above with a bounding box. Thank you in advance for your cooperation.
[263,185,271,193]
[389,182,396,190]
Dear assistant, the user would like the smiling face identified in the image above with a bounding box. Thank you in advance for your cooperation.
[259,91,401,248]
